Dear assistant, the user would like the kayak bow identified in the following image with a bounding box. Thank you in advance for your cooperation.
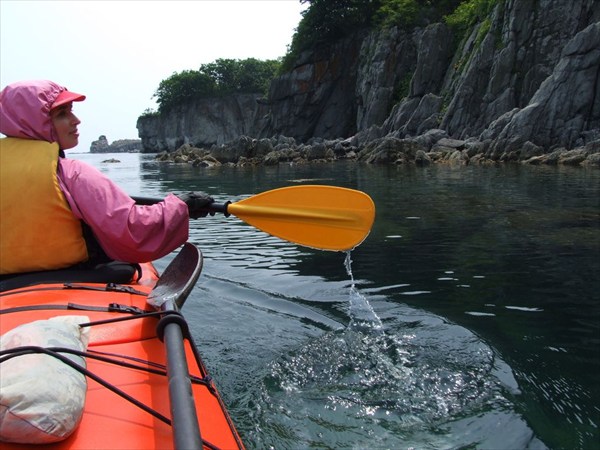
[0,243,244,450]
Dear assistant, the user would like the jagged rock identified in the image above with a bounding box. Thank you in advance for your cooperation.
[411,23,454,97]
[90,135,110,153]
[192,155,221,168]
[415,150,432,166]
[356,27,417,131]
[263,151,281,166]
[436,138,465,149]
[464,139,485,157]
[111,139,143,153]
[559,149,590,165]
[447,150,467,165]
[90,135,142,153]
[490,21,600,153]
[358,137,425,164]
[210,135,255,163]
[138,0,598,166]
[479,109,520,142]
[585,139,600,154]
[400,94,444,136]
[306,142,327,160]
[255,138,275,158]
[582,146,600,166]
[520,141,544,159]
[521,146,599,166]
[136,94,265,152]
[414,129,449,149]
[154,132,598,168]
[267,34,365,142]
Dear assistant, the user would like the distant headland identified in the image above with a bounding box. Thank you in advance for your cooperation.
[90,135,143,153]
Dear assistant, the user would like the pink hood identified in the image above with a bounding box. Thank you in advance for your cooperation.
[0,80,68,142]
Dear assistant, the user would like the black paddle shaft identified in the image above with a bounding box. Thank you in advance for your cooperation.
[148,243,204,449]
[162,319,202,450]
[132,196,229,216]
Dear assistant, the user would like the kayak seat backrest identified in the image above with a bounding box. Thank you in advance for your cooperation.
[0,262,139,292]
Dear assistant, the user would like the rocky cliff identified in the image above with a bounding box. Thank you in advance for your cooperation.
[136,94,267,152]
[137,0,599,164]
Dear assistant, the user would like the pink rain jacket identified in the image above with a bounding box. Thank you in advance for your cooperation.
[0,80,189,263]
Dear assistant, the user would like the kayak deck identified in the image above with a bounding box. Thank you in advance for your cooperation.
[0,256,244,449]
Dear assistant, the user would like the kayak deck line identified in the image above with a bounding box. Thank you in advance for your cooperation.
[1,342,219,449]
[0,301,149,315]
[0,245,245,449]
[0,306,221,447]
[0,281,149,297]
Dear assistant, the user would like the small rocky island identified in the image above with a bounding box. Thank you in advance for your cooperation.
[90,135,143,153]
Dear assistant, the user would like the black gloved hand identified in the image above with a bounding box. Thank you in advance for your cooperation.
[177,191,215,219]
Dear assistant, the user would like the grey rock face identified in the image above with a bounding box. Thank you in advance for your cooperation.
[138,0,599,163]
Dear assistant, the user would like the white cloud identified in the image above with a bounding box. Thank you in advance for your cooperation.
[1,0,304,151]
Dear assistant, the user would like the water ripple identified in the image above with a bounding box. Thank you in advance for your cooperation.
[245,313,537,448]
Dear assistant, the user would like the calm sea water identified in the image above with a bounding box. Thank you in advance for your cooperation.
[74,152,599,450]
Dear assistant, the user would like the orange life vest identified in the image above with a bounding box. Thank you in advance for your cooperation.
[0,137,88,274]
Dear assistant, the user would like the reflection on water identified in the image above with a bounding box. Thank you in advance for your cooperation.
[75,153,599,449]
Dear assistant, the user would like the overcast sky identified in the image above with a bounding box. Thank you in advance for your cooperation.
[0,0,305,151]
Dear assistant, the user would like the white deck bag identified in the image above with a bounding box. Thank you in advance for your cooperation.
[0,315,90,443]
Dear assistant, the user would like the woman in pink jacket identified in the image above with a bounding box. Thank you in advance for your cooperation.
[0,79,211,280]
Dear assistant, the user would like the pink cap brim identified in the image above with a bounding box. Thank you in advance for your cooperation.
[51,89,86,109]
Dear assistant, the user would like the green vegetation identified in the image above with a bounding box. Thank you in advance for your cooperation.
[475,16,492,47]
[374,0,465,30]
[392,71,414,105]
[153,58,280,113]
[149,0,500,112]
[444,0,500,74]
[374,0,421,29]
[281,0,498,72]
[444,0,499,38]
[139,108,159,118]
[280,0,378,72]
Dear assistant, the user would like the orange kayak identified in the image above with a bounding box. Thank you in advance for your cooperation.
[0,243,244,450]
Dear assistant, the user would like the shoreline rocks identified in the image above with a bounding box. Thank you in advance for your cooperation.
[155,133,600,168]
[138,4,599,167]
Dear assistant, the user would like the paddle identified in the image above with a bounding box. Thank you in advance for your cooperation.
[147,242,204,449]
[134,185,375,251]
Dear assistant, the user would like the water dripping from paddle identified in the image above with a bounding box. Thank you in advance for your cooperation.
[344,251,383,332]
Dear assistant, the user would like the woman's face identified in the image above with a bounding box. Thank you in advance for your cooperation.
[50,103,81,150]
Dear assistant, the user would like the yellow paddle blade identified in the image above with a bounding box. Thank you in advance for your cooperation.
[227,185,375,251]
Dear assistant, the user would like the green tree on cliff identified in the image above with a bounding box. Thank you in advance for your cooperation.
[280,0,480,72]
[154,58,280,112]
[201,58,280,94]
[152,0,498,111]
[154,70,216,113]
